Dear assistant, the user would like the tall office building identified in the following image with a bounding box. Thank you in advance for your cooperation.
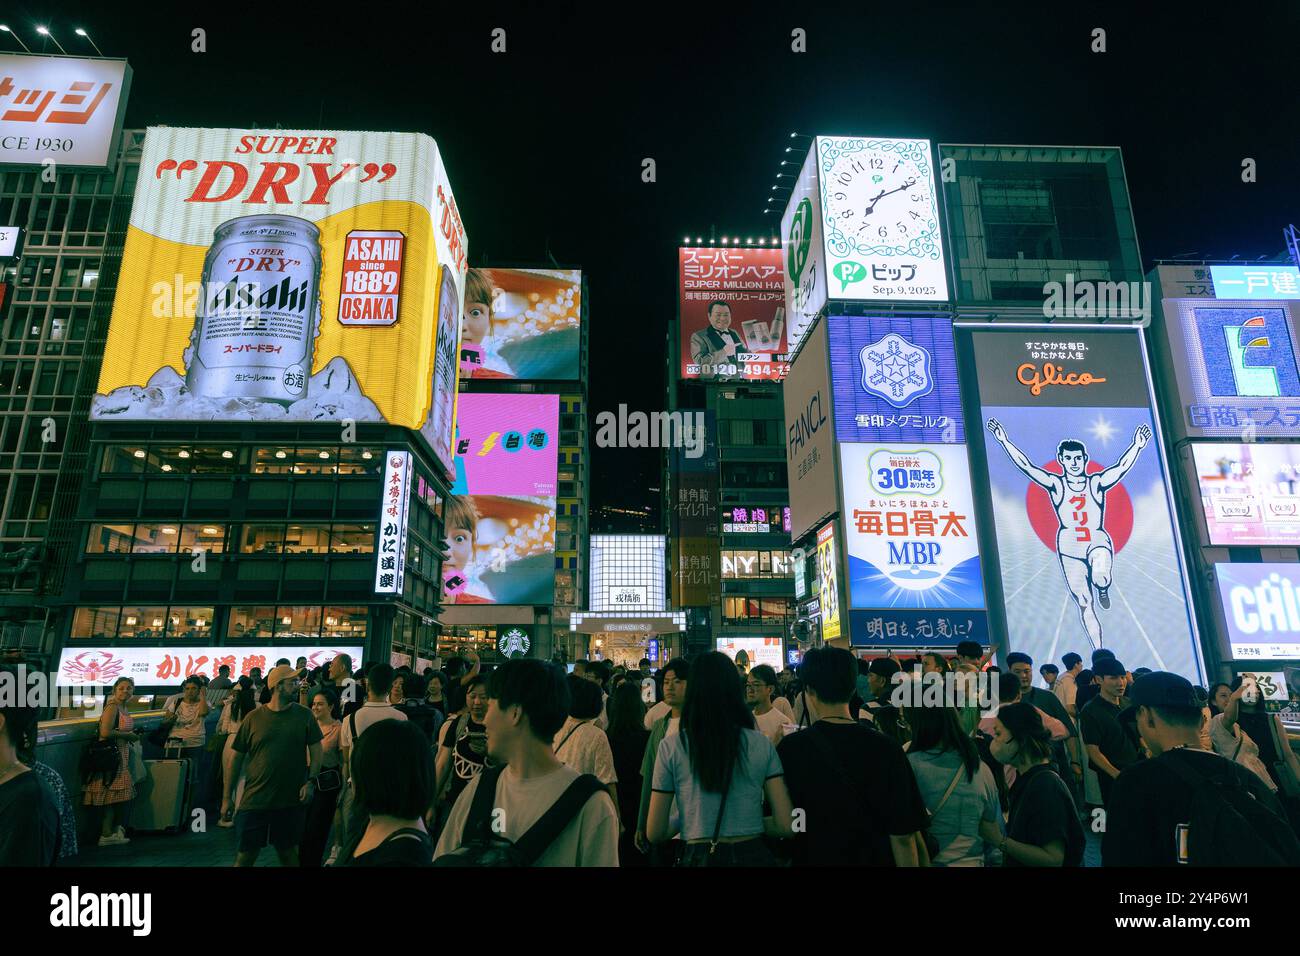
[665,241,794,668]
[439,269,589,664]
[0,128,145,660]
[21,124,469,689]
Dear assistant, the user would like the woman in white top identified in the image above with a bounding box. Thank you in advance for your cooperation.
[1205,684,1277,791]
[905,705,1003,866]
[217,677,258,827]
[554,675,619,822]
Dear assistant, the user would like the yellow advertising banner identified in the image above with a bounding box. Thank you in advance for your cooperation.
[92,128,468,474]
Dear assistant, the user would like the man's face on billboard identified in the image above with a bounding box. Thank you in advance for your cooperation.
[464,299,491,344]
[1058,447,1088,477]
[707,304,732,331]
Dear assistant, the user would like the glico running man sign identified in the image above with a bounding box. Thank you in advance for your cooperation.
[968,328,1203,683]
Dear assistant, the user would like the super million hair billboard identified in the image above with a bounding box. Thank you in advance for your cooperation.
[92,128,468,474]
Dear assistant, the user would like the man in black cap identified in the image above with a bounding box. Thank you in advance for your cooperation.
[1103,672,1298,866]
[1078,657,1139,806]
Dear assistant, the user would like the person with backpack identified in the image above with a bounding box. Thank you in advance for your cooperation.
[647,651,796,866]
[338,720,435,866]
[394,674,442,745]
[333,664,406,862]
[434,673,493,822]
[983,702,1084,867]
[433,660,619,866]
[1102,672,1299,867]
[777,647,929,867]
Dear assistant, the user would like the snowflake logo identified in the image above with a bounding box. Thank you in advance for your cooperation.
[859,334,935,408]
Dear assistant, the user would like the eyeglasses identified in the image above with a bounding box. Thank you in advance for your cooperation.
[745,682,770,690]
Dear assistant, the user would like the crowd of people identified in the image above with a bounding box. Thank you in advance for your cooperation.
[2,640,1299,867]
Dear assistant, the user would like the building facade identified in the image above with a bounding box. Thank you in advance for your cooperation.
[0,128,145,661]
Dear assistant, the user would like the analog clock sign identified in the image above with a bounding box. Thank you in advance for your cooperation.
[818,136,949,303]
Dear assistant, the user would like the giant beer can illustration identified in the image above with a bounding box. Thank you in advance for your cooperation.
[186,215,322,404]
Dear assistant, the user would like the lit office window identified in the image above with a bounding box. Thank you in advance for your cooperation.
[283,524,330,555]
[118,607,170,639]
[242,525,286,554]
[133,524,181,554]
[167,607,214,640]
[177,524,226,554]
[85,523,136,554]
[70,606,122,639]
[228,606,276,640]
[322,607,367,640]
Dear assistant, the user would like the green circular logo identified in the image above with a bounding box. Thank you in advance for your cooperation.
[788,198,813,282]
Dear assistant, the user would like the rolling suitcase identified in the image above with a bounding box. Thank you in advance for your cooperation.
[130,756,191,833]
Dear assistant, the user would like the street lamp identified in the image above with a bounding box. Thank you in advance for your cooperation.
[75,27,104,56]
[0,25,32,52]
[35,26,69,54]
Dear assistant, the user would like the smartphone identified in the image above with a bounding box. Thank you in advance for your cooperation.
[1242,675,1259,705]
[641,678,656,705]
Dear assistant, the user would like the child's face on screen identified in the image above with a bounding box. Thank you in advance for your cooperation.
[463,299,491,344]
[447,527,474,569]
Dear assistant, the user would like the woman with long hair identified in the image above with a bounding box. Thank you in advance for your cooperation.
[217,676,257,828]
[905,705,1002,866]
[982,702,1083,867]
[300,687,344,866]
[605,680,649,866]
[647,651,795,866]
[83,676,141,846]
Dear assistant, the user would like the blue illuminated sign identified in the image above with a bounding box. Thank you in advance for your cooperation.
[1210,265,1300,300]
[828,316,965,444]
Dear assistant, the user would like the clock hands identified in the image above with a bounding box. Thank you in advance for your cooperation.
[862,177,918,219]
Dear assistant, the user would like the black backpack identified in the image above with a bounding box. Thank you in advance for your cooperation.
[432,764,606,866]
[1160,750,1300,867]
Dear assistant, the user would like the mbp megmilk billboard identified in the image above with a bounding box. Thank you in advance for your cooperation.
[93,128,468,473]
[971,328,1203,682]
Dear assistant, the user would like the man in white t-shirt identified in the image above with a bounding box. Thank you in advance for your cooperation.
[746,664,791,743]
[1054,652,1083,717]
[435,660,618,866]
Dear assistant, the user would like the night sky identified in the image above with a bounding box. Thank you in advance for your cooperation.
[7,1,1298,521]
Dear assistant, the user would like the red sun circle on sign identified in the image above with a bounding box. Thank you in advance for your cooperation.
[1025,461,1134,554]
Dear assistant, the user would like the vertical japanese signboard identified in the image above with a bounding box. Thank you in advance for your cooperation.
[971,328,1203,682]
[784,319,836,542]
[672,411,719,607]
[374,450,412,594]
[816,521,842,641]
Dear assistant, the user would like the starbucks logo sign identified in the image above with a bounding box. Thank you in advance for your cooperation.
[787,197,813,282]
[498,627,531,658]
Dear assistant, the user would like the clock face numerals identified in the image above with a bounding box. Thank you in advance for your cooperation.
[822,145,937,253]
